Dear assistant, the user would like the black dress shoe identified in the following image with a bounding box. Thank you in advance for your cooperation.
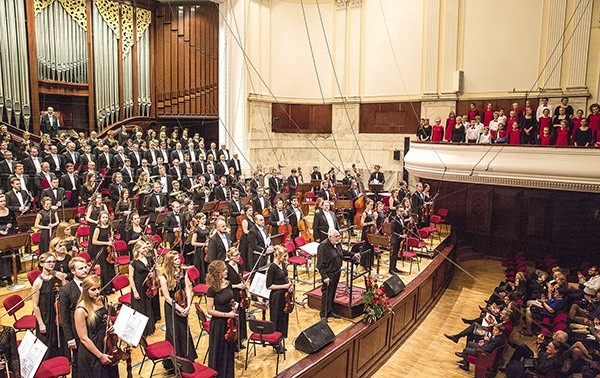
[329,312,341,319]
[444,334,459,343]
[455,352,464,358]
[457,364,469,371]
[6,277,12,285]
[462,317,476,324]
[0,280,6,288]
[239,345,246,350]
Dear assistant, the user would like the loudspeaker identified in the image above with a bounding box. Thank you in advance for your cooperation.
[393,150,401,161]
[383,274,406,297]
[294,320,335,354]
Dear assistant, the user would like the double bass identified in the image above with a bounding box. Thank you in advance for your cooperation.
[352,164,366,226]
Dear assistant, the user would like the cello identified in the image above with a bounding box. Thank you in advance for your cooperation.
[352,164,366,227]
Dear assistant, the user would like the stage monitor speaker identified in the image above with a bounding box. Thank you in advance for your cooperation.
[294,319,335,354]
[393,150,401,161]
[383,274,406,297]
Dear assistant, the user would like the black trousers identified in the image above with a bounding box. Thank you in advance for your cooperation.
[320,270,341,318]
[390,239,400,271]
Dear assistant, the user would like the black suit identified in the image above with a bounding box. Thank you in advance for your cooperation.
[217,148,230,161]
[61,151,79,170]
[213,185,229,202]
[120,167,135,190]
[0,160,15,191]
[252,195,268,215]
[285,205,302,239]
[287,175,299,195]
[318,189,333,201]
[411,191,425,217]
[268,176,283,202]
[215,161,229,177]
[40,114,59,137]
[163,212,187,251]
[34,172,55,195]
[194,161,206,175]
[169,166,183,181]
[96,152,113,172]
[60,279,82,376]
[310,172,322,181]
[207,232,231,263]
[369,171,385,184]
[5,189,31,214]
[60,173,80,207]
[248,225,271,267]
[23,156,42,176]
[389,214,406,273]
[44,154,64,174]
[229,199,243,242]
[128,151,143,169]
[41,186,66,206]
[170,150,186,164]
[317,238,351,318]
[144,192,168,222]
[108,183,125,209]
[112,154,127,171]
[228,158,241,176]
[268,208,287,236]
[144,149,160,166]
[78,153,95,172]
[312,210,339,243]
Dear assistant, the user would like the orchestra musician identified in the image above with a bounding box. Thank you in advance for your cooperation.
[5,177,30,215]
[268,170,283,204]
[60,256,88,378]
[248,214,275,268]
[32,252,67,360]
[400,196,412,219]
[238,206,255,272]
[206,260,237,378]
[191,175,209,209]
[89,211,115,295]
[164,201,186,252]
[0,324,20,378]
[341,169,354,185]
[369,164,385,185]
[389,189,401,209]
[234,175,248,197]
[190,213,210,282]
[346,179,361,235]
[269,199,288,236]
[251,186,268,215]
[73,275,120,378]
[266,245,292,350]
[34,197,60,255]
[214,176,230,201]
[310,166,322,181]
[399,180,410,199]
[248,172,261,195]
[317,180,333,201]
[229,189,243,243]
[207,219,231,263]
[389,205,407,275]
[85,193,108,234]
[225,247,248,346]
[144,181,168,234]
[287,168,299,196]
[286,196,304,240]
[360,199,376,270]
[312,200,339,243]
[80,172,96,206]
[41,176,65,208]
[317,229,360,320]
[411,182,426,227]
[60,163,80,207]
[129,240,157,336]
[159,251,197,371]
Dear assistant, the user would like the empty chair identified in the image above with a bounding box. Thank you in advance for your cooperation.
[138,337,175,377]
[245,319,285,375]
[112,274,131,305]
[3,294,36,332]
[34,356,71,378]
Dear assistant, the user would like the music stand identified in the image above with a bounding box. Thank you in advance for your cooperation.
[367,234,390,279]
[334,199,353,211]
[368,183,384,194]
[274,193,288,204]
[335,184,350,199]
[0,233,30,290]
[155,212,168,245]
[271,233,285,246]
[297,183,313,194]
[16,213,37,231]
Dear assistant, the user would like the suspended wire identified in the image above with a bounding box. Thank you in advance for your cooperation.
[299,0,345,173]
[314,0,369,173]
[215,3,344,174]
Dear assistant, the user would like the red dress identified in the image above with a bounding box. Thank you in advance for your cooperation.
[483,110,494,126]
[554,129,570,146]
[468,109,479,121]
[540,135,552,146]
[588,114,600,133]
[571,117,582,138]
[506,117,519,128]
[538,117,552,139]
[508,128,522,145]
[445,118,456,142]
[431,125,444,142]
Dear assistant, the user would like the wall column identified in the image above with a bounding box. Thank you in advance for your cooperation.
[565,0,593,95]
[422,0,440,97]
[542,0,567,92]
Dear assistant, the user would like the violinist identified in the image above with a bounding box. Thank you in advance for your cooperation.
[346,179,361,236]
[228,189,243,243]
[128,240,156,336]
[50,238,71,276]
[269,199,288,236]
[85,193,108,235]
[124,212,144,254]
[190,212,210,281]
[389,205,408,275]
[410,182,425,226]
[317,180,333,201]
[60,256,88,378]
[359,199,377,270]
[34,196,59,255]
[375,201,386,233]
[268,170,283,204]
[312,200,339,243]
[390,189,401,209]
[206,260,237,378]
[226,247,248,347]
[164,201,186,252]
[159,251,197,371]
[400,196,412,219]
[32,252,67,360]
[399,180,410,199]
[89,211,115,295]
[73,275,119,378]
[266,245,292,352]
[251,186,268,215]
[55,221,80,257]
[286,196,303,240]
[238,206,254,272]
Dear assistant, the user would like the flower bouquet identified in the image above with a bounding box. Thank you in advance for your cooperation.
[362,275,393,324]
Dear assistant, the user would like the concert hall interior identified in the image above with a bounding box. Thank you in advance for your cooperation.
[0,0,599,377]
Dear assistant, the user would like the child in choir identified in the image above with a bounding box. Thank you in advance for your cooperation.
[477,126,492,144]
[508,122,522,145]
[539,127,552,146]
[553,120,571,146]
[468,103,479,121]
[538,108,552,140]
[431,117,444,142]
[588,103,600,134]
[483,102,494,126]
[495,124,507,144]
[571,109,584,139]
[444,111,456,142]
[488,111,501,139]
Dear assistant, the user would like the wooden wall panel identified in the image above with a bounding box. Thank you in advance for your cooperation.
[359,102,421,134]
[465,186,492,235]
[356,316,391,376]
[154,3,218,117]
[272,103,333,133]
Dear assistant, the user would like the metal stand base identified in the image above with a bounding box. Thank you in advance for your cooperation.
[7,283,26,291]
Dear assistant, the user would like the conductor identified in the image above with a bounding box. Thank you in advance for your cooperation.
[317,228,359,320]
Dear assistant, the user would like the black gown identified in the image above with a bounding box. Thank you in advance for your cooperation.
[54,254,72,277]
[87,205,102,235]
[36,274,67,360]
[266,263,289,338]
[124,226,143,255]
[239,216,254,272]
[88,226,115,295]
[207,283,235,378]
[226,263,247,341]
[38,209,53,255]
[163,272,197,367]
[0,209,18,278]
[193,226,210,283]
[360,210,375,269]
[130,259,156,336]
[77,306,119,378]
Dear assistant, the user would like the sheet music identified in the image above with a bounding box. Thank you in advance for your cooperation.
[113,304,149,347]
[18,331,47,378]
[249,272,271,299]
[299,241,319,256]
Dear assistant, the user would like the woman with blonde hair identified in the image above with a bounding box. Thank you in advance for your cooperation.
[128,240,156,336]
[159,251,196,369]
[206,260,237,378]
[74,275,119,377]
[266,245,292,347]
[49,238,71,276]
[54,222,80,256]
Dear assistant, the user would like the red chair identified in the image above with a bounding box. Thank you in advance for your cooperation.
[194,302,211,363]
[3,294,36,332]
[178,358,218,378]
[34,356,71,378]
[381,195,391,211]
[77,252,91,262]
[30,231,42,269]
[428,215,442,244]
[285,241,308,282]
[465,344,506,378]
[245,319,285,375]
[138,337,175,377]
[112,274,131,305]
[436,208,450,233]
[187,267,209,302]
[27,270,41,286]
[76,225,91,250]
[407,236,427,256]
[402,240,421,274]
[113,240,130,266]
[151,234,162,246]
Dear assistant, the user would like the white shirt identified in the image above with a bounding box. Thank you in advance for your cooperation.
[32,157,41,173]
[14,190,24,206]
[324,211,335,230]
[219,232,229,251]
[258,227,271,247]
[160,176,168,193]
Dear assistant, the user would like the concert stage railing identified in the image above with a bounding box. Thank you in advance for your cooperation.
[278,234,456,378]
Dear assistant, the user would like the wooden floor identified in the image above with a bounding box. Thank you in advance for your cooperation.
[372,258,507,378]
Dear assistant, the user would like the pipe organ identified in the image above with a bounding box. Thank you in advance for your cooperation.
[0,0,218,135]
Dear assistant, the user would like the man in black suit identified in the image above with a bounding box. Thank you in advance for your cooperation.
[248,214,274,268]
[235,176,248,197]
[341,169,354,185]
[389,205,407,275]
[0,150,15,191]
[45,145,64,174]
[228,189,243,243]
[156,165,173,194]
[128,143,143,169]
[228,153,242,177]
[194,155,207,175]
[60,257,88,377]
[252,186,268,215]
[41,176,65,208]
[185,141,199,163]
[35,162,55,196]
[163,201,186,252]
[78,144,95,174]
[5,177,31,215]
[158,140,170,167]
[399,180,410,200]
[207,219,231,263]
[411,182,425,225]
[203,165,217,189]
[10,163,33,197]
[312,200,339,243]
[217,143,230,161]
[61,142,79,171]
[317,229,359,320]
[286,196,303,240]
[287,169,299,196]
[40,107,59,137]
[136,159,152,182]
[120,158,135,190]
[346,180,361,234]
[112,146,128,171]
[144,181,169,233]
[60,163,80,208]
[213,176,229,202]
[145,141,160,167]
[206,142,218,160]
[96,145,113,174]
[317,180,333,201]
[368,164,385,185]
[170,143,186,164]
[215,154,229,178]
[268,199,288,236]
[310,166,322,181]
[268,171,283,204]
[179,154,194,175]
[108,172,125,209]
[457,324,507,371]
[169,159,184,182]
[23,146,42,176]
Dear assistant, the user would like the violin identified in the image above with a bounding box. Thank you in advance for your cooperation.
[224,298,239,342]
[235,215,244,241]
[105,241,117,264]
[297,217,313,242]
[174,275,189,317]
[277,220,292,244]
[203,246,209,263]
[103,302,129,365]
[173,230,182,249]
[238,272,250,310]
[284,281,295,314]
[352,164,366,227]
[144,264,159,298]
[54,283,61,325]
